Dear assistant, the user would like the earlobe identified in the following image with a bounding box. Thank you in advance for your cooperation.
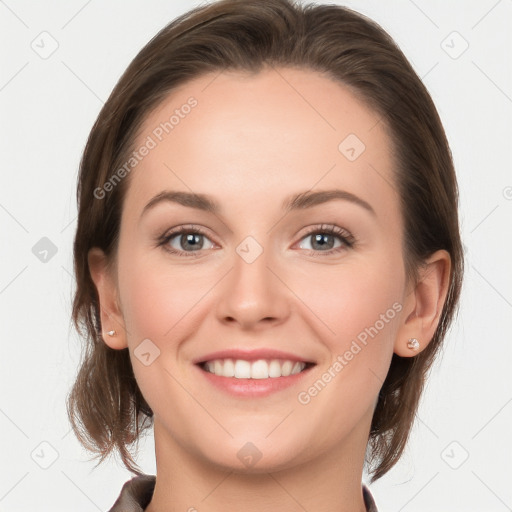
[394,249,451,357]
[87,247,128,350]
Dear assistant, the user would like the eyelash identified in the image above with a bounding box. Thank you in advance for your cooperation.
[156,223,356,257]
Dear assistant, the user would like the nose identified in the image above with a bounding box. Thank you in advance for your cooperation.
[214,247,291,331]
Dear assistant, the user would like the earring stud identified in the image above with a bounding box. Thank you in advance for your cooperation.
[407,338,420,351]
[107,330,116,337]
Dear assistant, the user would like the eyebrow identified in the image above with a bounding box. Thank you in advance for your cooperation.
[140,189,376,218]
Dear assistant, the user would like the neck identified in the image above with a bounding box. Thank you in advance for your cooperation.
[145,419,369,512]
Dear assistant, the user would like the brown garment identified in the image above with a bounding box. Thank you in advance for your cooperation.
[107,474,378,511]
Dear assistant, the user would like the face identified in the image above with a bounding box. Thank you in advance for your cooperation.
[109,67,411,472]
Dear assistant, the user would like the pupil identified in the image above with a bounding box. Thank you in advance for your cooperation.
[312,233,333,250]
[182,233,202,250]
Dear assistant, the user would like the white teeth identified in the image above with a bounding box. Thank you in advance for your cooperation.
[234,360,251,378]
[251,360,269,379]
[268,360,282,377]
[290,361,303,375]
[281,360,293,376]
[203,358,307,379]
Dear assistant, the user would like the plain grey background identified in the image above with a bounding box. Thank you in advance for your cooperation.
[1,1,511,510]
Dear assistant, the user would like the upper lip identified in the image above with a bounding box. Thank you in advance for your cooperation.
[193,348,316,365]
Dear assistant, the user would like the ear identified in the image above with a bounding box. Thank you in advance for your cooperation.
[394,249,451,357]
[88,247,128,350]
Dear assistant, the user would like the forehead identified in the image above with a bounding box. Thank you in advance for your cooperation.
[124,67,398,223]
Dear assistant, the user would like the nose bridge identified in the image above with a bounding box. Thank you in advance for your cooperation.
[215,237,289,328]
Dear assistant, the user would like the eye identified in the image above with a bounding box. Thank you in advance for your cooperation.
[157,223,355,257]
[296,224,355,254]
[158,225,216,256]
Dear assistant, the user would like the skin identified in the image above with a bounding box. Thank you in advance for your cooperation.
[89,67,451,512]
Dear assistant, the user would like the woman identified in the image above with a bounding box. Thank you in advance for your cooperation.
[67,0,463,510]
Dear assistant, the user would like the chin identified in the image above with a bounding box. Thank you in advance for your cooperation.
[194,435,308,474]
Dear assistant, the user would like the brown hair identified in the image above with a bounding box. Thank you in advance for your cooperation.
[67,0,464,482]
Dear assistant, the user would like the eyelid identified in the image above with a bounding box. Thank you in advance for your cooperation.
[295,224,356,249]
[159,223,215,241]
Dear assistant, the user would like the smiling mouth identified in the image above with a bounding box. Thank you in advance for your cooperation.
[198,358,316,379]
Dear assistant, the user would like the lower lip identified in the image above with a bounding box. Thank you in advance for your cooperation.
[195,364,314,398]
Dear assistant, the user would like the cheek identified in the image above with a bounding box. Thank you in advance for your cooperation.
[293,264,403,439]
[116,254,210,413]
[289,258,404,348]
[118,249,208,341]
[122,277,171,337]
